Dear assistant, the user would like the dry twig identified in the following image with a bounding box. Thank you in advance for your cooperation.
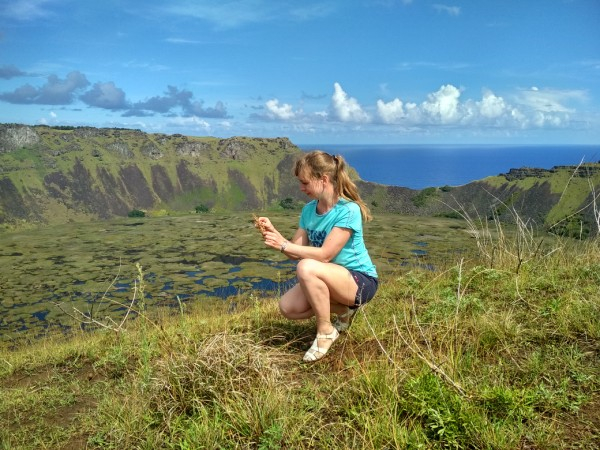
[394,298,469,398]
[252,213,266,234]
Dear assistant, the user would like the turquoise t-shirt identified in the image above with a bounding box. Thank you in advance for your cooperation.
[299,198,378,278]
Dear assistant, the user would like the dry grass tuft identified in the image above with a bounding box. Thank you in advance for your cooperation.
[149,331,295,432]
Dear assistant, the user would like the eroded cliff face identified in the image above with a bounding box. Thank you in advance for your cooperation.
[1,124,599,236]
[0,125,303,226]
[0,124,40,153]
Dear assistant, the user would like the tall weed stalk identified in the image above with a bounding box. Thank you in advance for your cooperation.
[449,198,550,273]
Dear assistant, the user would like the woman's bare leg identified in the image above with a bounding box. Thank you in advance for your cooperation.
[294,259,358,356]
[279,284,314,320]
[279,261,357,319]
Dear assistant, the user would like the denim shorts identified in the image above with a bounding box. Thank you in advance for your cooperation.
[349,270,379,307]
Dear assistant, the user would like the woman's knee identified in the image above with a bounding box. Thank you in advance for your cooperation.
[278,297,293,318]
[296,258,320,281]
[278,284,305,318]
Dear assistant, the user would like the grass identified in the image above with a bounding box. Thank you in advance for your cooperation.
[1,217,599,449]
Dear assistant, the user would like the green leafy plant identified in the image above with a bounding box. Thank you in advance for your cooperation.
[279,197,296,210]
[412,187,438,207]
[127,209,145,218]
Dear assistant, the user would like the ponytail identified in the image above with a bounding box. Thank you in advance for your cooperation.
[294,150,372,222]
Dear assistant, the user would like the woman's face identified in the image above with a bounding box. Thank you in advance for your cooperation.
[297,170,324,199]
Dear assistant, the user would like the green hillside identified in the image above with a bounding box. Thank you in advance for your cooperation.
[0,124,303,227]
[472,165,600,237]
[1,124,599,237]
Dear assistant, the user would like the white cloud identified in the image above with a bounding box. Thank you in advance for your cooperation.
[253,83,591,136]
[433,4,461,16]
[395,61,470,72]
[370,84,580,131]
[162,1,335,29]
[518,87,586,113]
[331,82,370,123]
[510,108,527,128]
[165,37,206,45]
[403,102,421,122]
[532,111,564,128]
[0,0,55,21]
[0,71,89,105]
[265,99,296,120]
[377,98,405,123]
[250,83,590,136]
[81,82,128,110]
[478,89,507,118]
[421,84,461,124]
[167,115,211,131]
[123,60,170,72]
[163,1,269,28]
[372,84,581,131]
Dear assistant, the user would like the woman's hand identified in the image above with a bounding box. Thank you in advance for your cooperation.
[257,216,276,234]
[262,230,286,251]
[256,216,284,249]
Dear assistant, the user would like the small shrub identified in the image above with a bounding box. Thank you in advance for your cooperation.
[412,187,438,208]
[128,209,145,218]
[279,197,296,210]
[549,214,591,239]
[437,211,463,219]
[195,204,209,213]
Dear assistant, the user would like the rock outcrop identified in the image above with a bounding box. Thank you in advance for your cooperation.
[502,164,600,181]
[0,124,40,153]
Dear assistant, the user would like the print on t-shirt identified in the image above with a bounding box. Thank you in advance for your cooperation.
[308,229,327,247]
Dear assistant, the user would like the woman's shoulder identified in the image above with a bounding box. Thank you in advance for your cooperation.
[337,198,359,211]
[334,199,362,221]
[300,200,317,217]
[302,200,317,210]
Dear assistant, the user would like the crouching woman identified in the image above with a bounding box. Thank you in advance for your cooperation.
[257,150,378,362]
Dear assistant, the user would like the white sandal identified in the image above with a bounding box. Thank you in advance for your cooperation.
[333,307,358,332]
[303,327,340,362]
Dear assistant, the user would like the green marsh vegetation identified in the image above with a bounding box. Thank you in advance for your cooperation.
[0,212,467,344]
[1,208,599,449]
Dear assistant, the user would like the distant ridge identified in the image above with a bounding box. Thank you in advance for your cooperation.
[501,165,600,181]
[1,124,599,237]
[0,124,303,226]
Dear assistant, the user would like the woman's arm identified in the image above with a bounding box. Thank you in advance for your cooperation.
[257,216,352,262]
[265,226,352,263]
[257,217,306,260]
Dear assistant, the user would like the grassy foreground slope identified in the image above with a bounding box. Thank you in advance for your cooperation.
[1,224,598,449]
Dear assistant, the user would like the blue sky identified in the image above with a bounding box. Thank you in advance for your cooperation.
[1,0,599,144]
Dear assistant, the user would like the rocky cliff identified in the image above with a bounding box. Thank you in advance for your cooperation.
[0,124,303,226]
[1,124,599,237]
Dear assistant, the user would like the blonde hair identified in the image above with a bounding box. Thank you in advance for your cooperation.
[294,150,372,222]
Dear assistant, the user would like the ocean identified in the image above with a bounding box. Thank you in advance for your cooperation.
[299,145,600,190]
